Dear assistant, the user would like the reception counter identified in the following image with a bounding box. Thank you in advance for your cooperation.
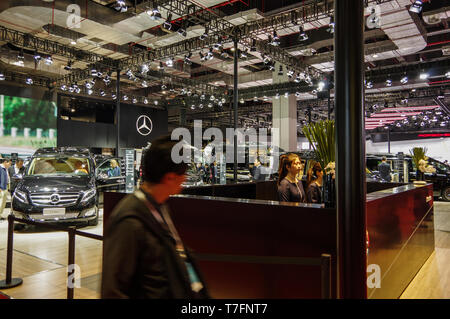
[103,182,434,299]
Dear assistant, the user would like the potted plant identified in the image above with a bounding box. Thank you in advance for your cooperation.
[303,120,335,207]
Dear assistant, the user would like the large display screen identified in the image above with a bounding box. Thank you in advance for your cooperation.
[0,94,57,157]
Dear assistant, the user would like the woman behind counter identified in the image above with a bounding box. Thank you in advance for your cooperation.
[306,161,323,204]
[277,153,306,203]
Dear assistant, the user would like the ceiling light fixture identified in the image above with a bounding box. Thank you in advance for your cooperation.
[64,60,73,71]
[385,78,392,87]
[409,0,423,14]
[200,26,208,40]
[400,75,408,84]
[298,26,308,41]
[327,15,335,33]
[163,13,172,30]
[25,77,33,85]
[419,72,429,80]
[44,55,53,65]
[177,20,187,37]
[166,57,174,67]
[147,3,161,20]
[114,0,127,13]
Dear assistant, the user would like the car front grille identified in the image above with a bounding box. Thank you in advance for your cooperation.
[29,192,80,207]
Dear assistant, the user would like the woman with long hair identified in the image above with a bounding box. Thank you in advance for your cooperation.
[306,161,323,203]
[277,153,306,203]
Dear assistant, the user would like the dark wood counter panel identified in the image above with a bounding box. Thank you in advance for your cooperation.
[366,183,434,299]
[102,182,434,298]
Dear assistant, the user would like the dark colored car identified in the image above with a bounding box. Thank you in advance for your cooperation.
[11,147,125,227]
[367,152,450,201]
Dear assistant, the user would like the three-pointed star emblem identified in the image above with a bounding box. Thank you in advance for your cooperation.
[136,115,153,136]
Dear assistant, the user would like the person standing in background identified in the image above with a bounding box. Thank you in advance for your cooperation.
[306,161,323,204]
[378,156,392,182]
[277,153,306,203]
[8,158,25,194]
[102,135,209,299]
[0,158,12,220]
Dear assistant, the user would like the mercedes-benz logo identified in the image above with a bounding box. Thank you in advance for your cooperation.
[136,115,153,136]
[50,194,60,204]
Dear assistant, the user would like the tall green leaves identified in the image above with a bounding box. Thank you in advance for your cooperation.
[303,120,335,169]
[410,147,427,168]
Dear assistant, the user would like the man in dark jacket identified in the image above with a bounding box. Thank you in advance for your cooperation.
[378,156,392,182]
[101,135,209,299]
[8,158,25,194]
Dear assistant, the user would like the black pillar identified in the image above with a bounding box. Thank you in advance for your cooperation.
[233,37,238,182]
[334,0,367,298]
[116,69,121,157]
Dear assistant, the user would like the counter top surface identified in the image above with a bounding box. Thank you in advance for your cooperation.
[366,183,432,202]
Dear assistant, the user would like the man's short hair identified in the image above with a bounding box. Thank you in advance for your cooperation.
[142,135,188,183]
[382,156,387,161]
[0,157,11,163]
[17,158,24,162]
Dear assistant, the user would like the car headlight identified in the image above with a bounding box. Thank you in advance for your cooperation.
[13,189,28,204]
[81,189,96,203]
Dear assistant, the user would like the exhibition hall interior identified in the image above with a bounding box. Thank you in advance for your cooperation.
[0,0,449,299]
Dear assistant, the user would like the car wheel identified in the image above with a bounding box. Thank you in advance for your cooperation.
[88,214,99,226]
[442,186,450,202]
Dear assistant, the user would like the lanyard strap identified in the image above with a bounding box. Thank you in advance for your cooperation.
[134,190,187,258]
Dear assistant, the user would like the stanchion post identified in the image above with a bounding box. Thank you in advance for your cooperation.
[321,254,331,299]
[0,215,23,289]
[67,226,76,299]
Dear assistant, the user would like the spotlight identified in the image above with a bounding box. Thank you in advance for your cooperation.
[271,30,280,46]
[25,77,33,85]
[132,98,137,104]
[214,38,222,50]
[366,81,373,89]
[90,68,98,77]
[278,65,283,76]
[275,92,280,99]
[147,4,161,20]
[199,52,207,62]
[208,103,212,108]
[112,94,117,100]
[0,72,4,81]
[269,63,275,71]
[295,92,301,97]
[398,75,408,84]
[123,95,128,101]
[187,89,192,96]
[126,69,134,78]
[161,84,167,90]
[60,84,67,91]
[221,98,226,103]
[141,64,149,74]
[100,90,106,97]
[287,69,294,78]
[44,55,53,65]
[250,39,257,52]
[180,88,187,95]
[114,0,127,13]
[284,92,289,98]
[87,89,93,95]
[200,26,208,40]
[294,74,301,83]
[409,0,423,14]
[206,48,214,60]
[240,98,244,104]
[200,93,206,100]
[154,100,158,105]
[64,60,73,71]
[385,79,392,87]
[239,49,248,59]
[327,15,335,33]
[142,81,148,88]
[34,51,41,62]
[85,80,95,89]
[143,98,148,104]
[218,101,223,107]
[184,53,192,65]
[199,104,204,109]
[419,72,429,80]
[103,75,111,85]
[191,105,195,110]
[166,57,174,68]
[70,39,77,45]
[446,71,450,79]
[298,26,308,41]
[177,21,187,37]
[17,49,24,61]
[163,13,172,30]
[220,48,229,59]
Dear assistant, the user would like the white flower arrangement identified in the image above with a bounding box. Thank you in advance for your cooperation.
[418,157,436,173]
[324,161,335,176]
